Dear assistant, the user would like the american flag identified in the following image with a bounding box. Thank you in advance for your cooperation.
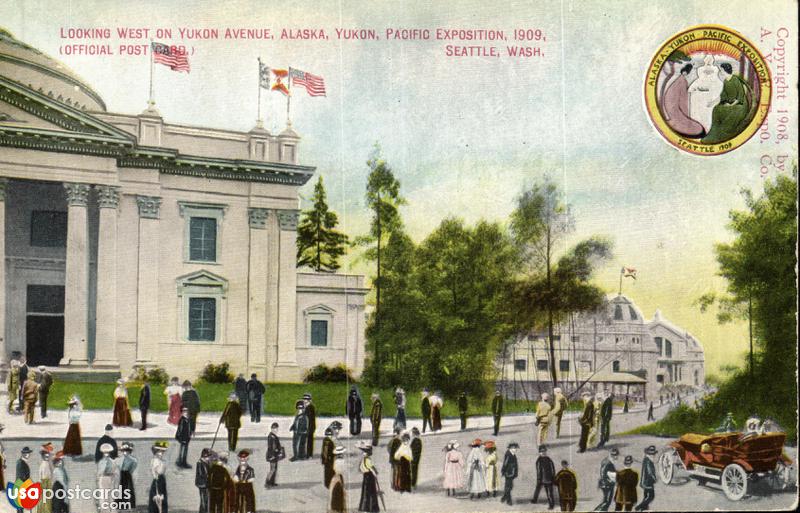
[289,67,326,97]
[151,42,190,73]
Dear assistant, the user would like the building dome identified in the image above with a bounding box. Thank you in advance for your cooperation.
[608,294,645,323]
[0,28,105,111]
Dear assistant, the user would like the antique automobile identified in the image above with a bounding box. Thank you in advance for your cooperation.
[658,429,794,501]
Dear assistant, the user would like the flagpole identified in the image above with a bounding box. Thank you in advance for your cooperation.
[256,58,262,125]
[148,39,155,107]
[619,268,623,296]
[286,66,292,126]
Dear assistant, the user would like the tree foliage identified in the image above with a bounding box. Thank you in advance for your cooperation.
[296,176,349,272]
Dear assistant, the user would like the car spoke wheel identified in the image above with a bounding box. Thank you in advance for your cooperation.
[658,450,676,484]
[721,463,747,501]
[770,460,793,491]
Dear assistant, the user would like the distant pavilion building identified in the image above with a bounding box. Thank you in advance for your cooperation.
[499,294,706,402]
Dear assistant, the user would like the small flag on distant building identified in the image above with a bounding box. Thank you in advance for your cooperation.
[259,60,270,89]
[289,67,326,97]
[151,42,190,72]
[621,267,637,280]
[270,68,290,96]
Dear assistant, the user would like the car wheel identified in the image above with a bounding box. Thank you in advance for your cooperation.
[721,463,748,501]
[658,449,676,484]
[770,460,793,491]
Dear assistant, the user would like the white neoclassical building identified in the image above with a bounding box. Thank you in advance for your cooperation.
[0,29,367,382]
[500,294,706,402]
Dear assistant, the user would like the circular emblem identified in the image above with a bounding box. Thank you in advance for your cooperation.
[644,25,771,155]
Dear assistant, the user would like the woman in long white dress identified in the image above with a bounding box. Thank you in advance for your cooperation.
[96,443,119,513]
[464,439,487,499]
[587,393,603,449]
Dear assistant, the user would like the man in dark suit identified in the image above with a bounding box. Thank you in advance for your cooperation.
[265,422,283,486]
[246,374,265,423]
[595,448,619,511]
[234,374,249,415]
[615,455,639,511]
[36,366,53,418]
[500,442,519,505]
[15,447,32,512]
[532,444,555,509]
[181,380,201,435]
[303,393,316,458]
[554,460,578,511]
[578,392,595,453]
[346,386,363,435]
[139,379,151,431]
[410,427,422,488]
[370,393,382,446]
[321,427,336,487]
[491,390,504,436]
[208,453,232,513]
[635,446,657,511]
[458,392,469,430]
[94,424,118,462]
[176,407,193,468]
[420,389,432,433]
[289,400,308,461]
[195,447,211,513]
[599,393,614,447]
[220,394,243,452]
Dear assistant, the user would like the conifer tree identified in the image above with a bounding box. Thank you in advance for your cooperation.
[296,176,349,272]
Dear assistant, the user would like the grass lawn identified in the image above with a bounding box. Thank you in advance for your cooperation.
[45,381,579,417]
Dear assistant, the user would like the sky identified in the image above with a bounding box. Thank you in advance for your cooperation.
[1,0,797,375]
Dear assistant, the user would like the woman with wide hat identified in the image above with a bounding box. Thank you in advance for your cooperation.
[484,440,499,497]
[63,396,83,456]
[357,441,380,512]
[119,442,138,510]
[51,451,69,513]
[442,440,464,496]
[465,438,487,499]
[148,441,169,513]
[112,379,133,427]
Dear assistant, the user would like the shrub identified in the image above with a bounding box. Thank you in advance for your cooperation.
[199,362,234,384]
[303,363,355,383]
[128,365,169,385]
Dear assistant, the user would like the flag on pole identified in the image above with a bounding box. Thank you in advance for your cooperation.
[151,42,190,72]
[289,67,326,97]
[270,68,290,96]
[621,267,637,280]
[259,60,270,89]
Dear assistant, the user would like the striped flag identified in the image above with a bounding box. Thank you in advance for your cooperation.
[152,42,190,72]
[289,67,326,97]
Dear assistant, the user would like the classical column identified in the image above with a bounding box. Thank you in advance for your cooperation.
[61,182,91,367]
[135,195,161,365]
[273,209,299,381]
[93,186,120,368]
[0,178,7,369]
[247,208,269,376]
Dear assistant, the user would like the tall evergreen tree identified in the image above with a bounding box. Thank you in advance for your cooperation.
[296,176,349,272]
[356,145,405,376]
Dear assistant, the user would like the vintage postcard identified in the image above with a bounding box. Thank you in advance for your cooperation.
[0,1,797,512]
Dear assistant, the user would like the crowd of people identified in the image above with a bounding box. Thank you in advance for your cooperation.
[5,357,53,424]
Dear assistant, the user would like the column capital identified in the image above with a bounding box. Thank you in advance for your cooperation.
[136,195,161,219]
[96,185,121,209]
[0,177,7,201]
[276,209,299,231]
[64,183,90,207]
[248,207,269,229]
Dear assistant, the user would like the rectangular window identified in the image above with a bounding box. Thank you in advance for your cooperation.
[665,339,673,358]
[310,319,328,347]
[514,359,527,371]
[655,337,663,355]
[26,285,65,314]
[188,297,216,341]
[613,360,620,372]
[536,359,549,371]
[559,360,570,372]
[30,211,67,247]
[657,374,664,383]
[189,217,217,262]
[571,336,580,343]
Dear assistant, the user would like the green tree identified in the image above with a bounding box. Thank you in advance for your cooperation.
[356,145,405,375]
[510,178,612,386]
[296,176,349,272]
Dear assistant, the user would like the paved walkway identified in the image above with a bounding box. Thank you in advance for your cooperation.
[1,400,660,442]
